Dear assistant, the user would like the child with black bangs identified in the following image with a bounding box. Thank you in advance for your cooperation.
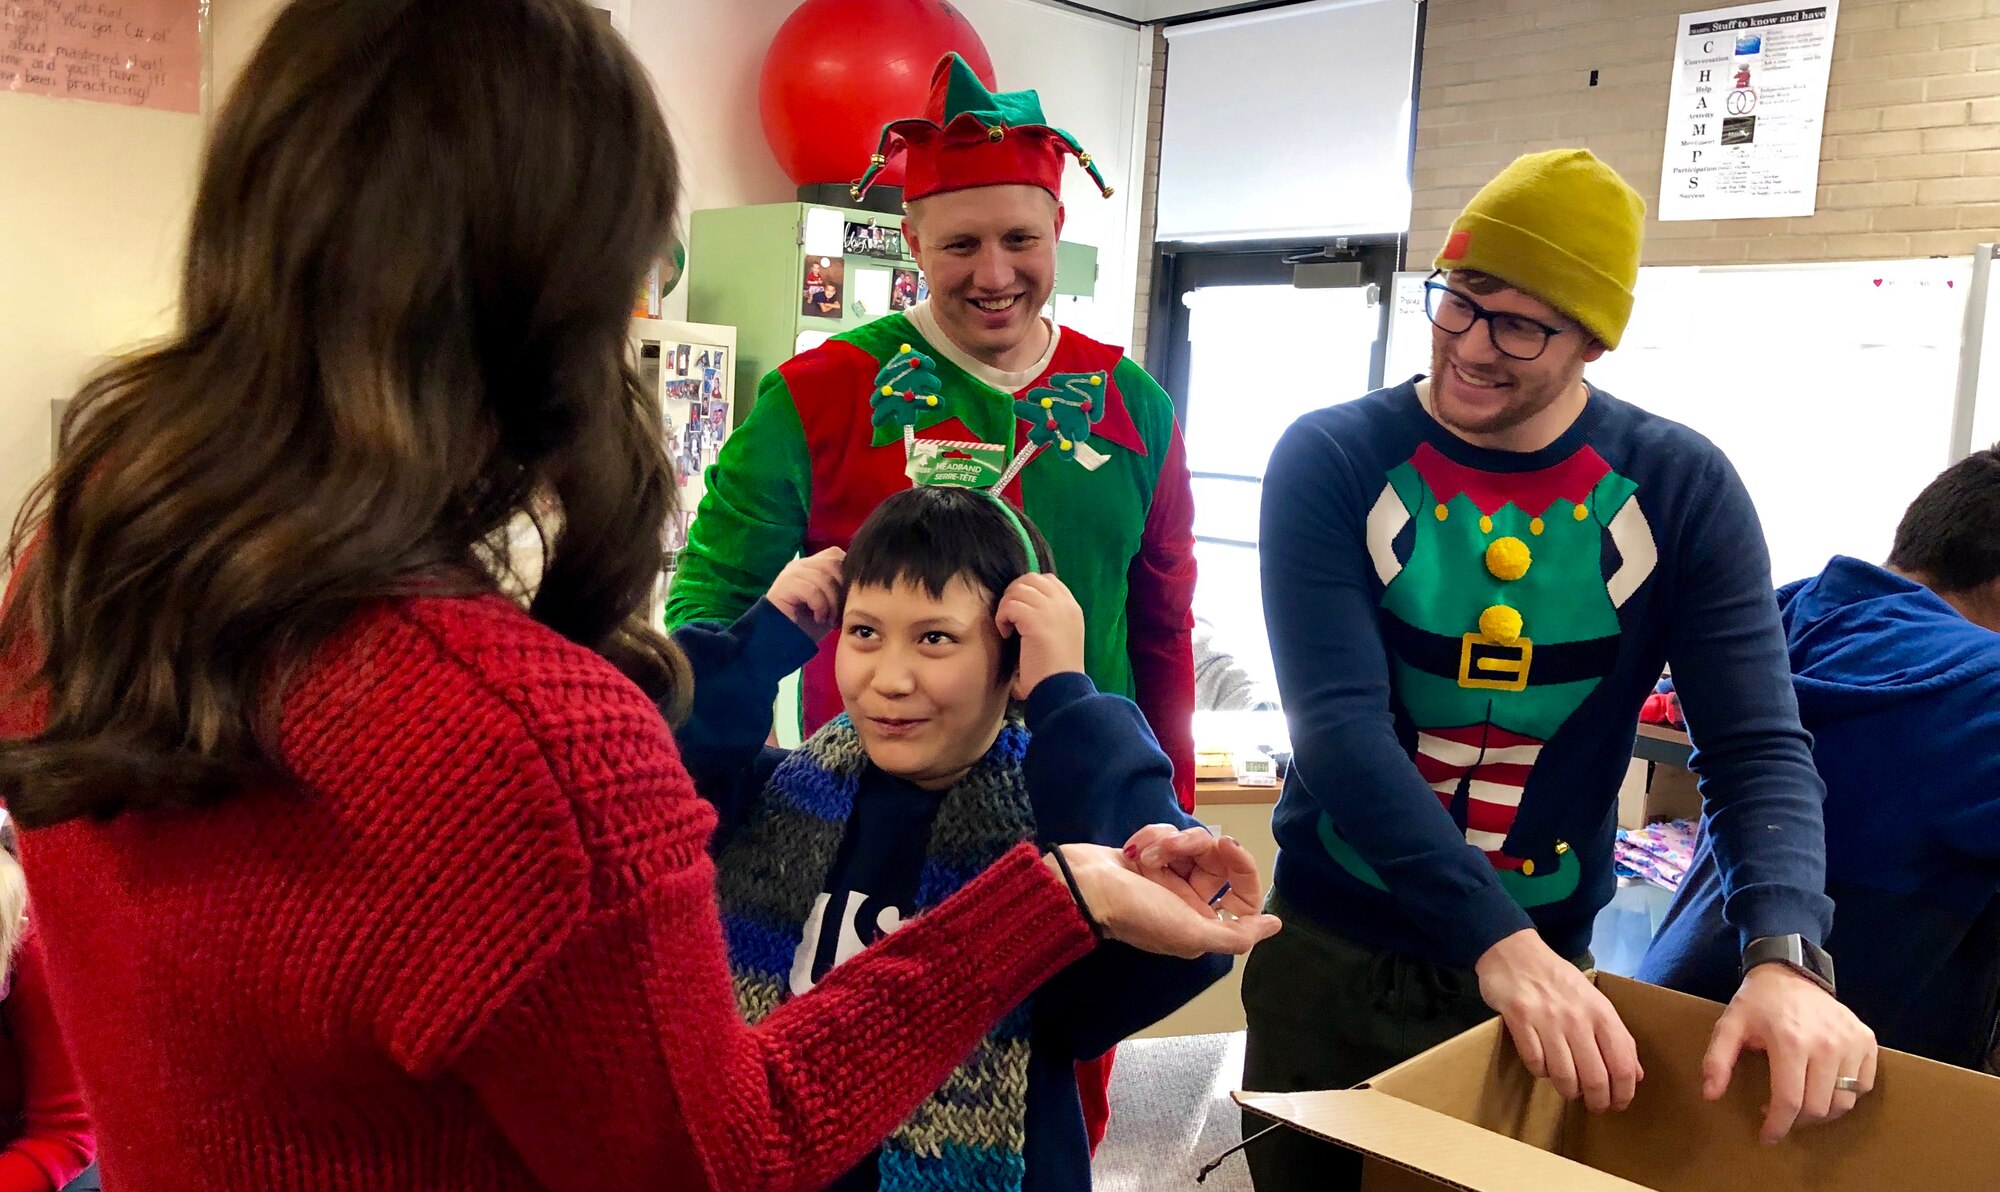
[673,484,1233,1192]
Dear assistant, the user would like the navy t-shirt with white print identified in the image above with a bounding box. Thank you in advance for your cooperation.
[795,772,938,1192]
[790,774,932,995]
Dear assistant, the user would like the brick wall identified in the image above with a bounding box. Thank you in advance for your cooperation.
[1413,0,2000,266]
[1130,26,1169,365]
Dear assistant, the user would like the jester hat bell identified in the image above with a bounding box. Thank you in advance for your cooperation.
[850,53,1114,203]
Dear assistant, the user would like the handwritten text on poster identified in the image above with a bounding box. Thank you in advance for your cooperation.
[2,0,202,114]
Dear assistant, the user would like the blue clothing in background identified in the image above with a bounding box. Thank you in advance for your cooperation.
[1642,557,2000,1069]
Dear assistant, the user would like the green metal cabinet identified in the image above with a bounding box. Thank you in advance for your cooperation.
[688,201,1097,427]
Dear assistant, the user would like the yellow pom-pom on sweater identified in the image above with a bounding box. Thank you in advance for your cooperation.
[1485,536,1532,582]
[1479,604,1524,644]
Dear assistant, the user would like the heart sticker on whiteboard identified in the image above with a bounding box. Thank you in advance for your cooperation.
[1872,278,1883,286]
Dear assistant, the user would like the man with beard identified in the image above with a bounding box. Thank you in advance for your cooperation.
[665,54,1197,1149]
[1242,149,1875,1190]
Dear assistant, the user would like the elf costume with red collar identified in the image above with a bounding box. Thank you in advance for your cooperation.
[1321,437,1653,909]
[666,57,1197,814]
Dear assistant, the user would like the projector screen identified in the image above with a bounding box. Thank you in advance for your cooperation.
[1158,0,1418,242]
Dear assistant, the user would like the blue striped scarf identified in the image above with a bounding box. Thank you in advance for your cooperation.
[716,714,1038,1191]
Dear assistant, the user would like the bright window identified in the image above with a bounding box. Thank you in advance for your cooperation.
[1183,283,1382,703]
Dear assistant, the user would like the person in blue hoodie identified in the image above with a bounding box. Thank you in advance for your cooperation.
[1642,445,2000,1072]
[670,484,1234,1192]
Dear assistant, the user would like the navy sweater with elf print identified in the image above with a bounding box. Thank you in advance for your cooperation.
[672,600,1227,1192]
[1260,379,1832,968]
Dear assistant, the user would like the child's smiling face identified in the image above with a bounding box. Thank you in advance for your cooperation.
[836,575,1012,792]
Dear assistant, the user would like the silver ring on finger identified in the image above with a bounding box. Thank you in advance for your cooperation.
[1834,1075,1863,1094]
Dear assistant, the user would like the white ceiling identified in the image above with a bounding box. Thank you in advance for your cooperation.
[1144,0,1241,17]
[1073,0,1147,17]
[1019,0,1330,25]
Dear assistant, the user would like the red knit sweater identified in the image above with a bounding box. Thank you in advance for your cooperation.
[0,935,95,1191]
[1,594,1096,1191]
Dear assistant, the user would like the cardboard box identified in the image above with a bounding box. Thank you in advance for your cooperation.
[1238,973,2000,1190]
[1642,763,1702,825]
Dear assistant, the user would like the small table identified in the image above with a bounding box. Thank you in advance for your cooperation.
[1193,778,1282,806]
[1191,725,1690,809]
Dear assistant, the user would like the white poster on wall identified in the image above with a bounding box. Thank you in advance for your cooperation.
[1383,274,1431,385]
[1658,2,1838,221]
[586,0,632,33]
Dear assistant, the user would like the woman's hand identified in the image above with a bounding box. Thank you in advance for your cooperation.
[1044,837,1280,960]
[1120,823,1267,918]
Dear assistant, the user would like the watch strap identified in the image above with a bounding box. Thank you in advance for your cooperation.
[1743,934,1836,996]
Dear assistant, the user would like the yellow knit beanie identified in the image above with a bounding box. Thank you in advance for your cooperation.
[1433,149,1645,349]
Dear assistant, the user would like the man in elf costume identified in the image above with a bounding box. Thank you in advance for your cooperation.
[1242,150,1877,1190]
[665,53,1197,1145]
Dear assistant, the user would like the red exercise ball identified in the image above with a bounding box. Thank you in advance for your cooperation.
[759,0,996,189]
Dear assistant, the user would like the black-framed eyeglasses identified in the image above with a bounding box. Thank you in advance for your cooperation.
[1423,274,1568,362]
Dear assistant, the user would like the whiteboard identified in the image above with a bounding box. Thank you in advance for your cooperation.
[1968,247,2000,455]
[1383,258,1988,585]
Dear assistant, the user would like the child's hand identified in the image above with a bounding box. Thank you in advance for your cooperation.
[766,548,845,641]
[994,573,1085,700]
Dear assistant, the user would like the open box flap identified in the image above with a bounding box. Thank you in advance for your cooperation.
[1235,1088,1652,1192]
[1237,973,2000,1190]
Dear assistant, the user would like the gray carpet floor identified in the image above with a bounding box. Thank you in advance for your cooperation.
[1091,1031,1254,1192]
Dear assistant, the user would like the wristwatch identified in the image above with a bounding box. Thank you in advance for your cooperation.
[1742,934,1836,996]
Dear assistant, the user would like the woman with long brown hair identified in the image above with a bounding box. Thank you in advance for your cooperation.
[0,0,1276,1187]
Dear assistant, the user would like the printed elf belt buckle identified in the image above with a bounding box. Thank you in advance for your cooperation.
[1458,633,1533,691]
